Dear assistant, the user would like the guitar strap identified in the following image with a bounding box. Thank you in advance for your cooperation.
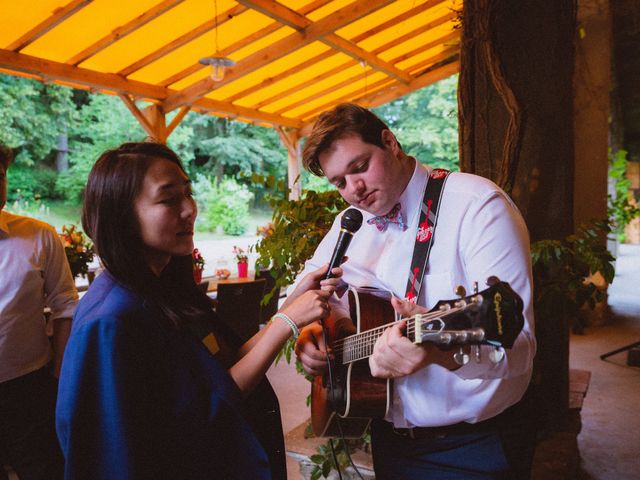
[404,168,450,303]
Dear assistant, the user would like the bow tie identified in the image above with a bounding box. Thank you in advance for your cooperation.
[367,203,407,232]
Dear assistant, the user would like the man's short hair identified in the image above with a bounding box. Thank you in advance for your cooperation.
[302,103,391,176]
[0,145,13,171]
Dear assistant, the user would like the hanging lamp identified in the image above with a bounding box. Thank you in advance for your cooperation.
[199,0,235,81]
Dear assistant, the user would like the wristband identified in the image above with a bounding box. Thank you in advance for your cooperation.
[272,313,300,340]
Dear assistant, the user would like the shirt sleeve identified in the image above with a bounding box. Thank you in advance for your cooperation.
[41,225,78,320]
[56,314,158,479]
[453,190,536,380]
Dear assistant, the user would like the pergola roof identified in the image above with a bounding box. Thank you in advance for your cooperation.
[0,0,461,132]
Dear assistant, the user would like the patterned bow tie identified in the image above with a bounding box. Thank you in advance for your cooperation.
[367,203,407,232]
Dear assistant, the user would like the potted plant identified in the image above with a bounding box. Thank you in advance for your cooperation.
[192,248,206,284]
[60,224,94,280]
[233,245,249,278]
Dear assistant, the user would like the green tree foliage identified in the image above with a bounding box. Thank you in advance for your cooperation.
[608,149,640,242]
[0,74,76,167]
[374,75,459,170]
[192,174,254,235]
[56,95,147,201]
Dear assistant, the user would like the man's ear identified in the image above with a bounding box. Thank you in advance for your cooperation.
[381,129,400,154]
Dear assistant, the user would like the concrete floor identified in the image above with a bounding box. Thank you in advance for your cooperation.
[268,243,640,480]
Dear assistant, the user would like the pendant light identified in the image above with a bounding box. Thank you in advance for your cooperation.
[199,0,235,81]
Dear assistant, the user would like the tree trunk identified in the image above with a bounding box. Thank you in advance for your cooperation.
[458,0,578,431]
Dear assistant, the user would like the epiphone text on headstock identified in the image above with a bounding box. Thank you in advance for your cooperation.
[493,292,503,335]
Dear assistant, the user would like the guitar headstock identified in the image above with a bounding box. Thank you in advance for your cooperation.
[427,280,524,348]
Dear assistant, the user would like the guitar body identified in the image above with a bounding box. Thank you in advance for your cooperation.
[311,287,395,438]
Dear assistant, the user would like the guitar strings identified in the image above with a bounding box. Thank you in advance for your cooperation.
[331,305,467,361]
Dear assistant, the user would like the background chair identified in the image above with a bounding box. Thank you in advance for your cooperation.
[255,269,281,325]
[216,279,266,343]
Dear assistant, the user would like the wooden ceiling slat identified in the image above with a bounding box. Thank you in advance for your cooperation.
[369,11,458,57]
[157,0,333,88]
[66,0,186,66]
[245,21,458,113]
[251,55,355,109]
[358,59,459,110]
[7,0,92,52]
[231,2,448,110]
[118,4,247,77]
[273,67,373,116]
[239,0,410,84]
[298,75,395,123]
[162,0,395,112]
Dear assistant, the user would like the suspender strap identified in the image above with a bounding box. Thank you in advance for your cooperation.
[404,168,450,302]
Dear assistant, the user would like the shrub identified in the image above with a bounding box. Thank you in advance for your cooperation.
[7,165,60,202]
[193,175,253,235]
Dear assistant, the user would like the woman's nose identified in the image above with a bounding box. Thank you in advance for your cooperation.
[183,197,197,220]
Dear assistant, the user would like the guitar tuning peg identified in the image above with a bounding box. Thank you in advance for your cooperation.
[473,281,479,294]
[489,346,505,364]
[486,276,501,286]
[453,347,470,366]
[473,345,481,363]
[455,285,466,298]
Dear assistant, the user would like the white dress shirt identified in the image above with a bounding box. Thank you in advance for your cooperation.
[292,161,536,428]
[0,210,78,383]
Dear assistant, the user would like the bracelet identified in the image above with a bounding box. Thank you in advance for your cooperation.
[272,313,300,340]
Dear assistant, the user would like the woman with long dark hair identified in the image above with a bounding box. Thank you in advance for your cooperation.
[56,142,339,479]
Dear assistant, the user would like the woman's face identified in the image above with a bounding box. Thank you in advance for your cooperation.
[134,157,197,275]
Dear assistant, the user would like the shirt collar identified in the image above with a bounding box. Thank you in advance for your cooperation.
[397,158,430,227]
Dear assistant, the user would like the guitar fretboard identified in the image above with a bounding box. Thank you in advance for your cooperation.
[334,306,467,364]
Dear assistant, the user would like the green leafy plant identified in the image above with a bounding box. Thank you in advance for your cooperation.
[531,219,615,330]
[308,436,370,480]
[608,148,640,242]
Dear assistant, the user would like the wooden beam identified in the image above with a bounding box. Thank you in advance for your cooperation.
[66,0,186,66]
[119,94,157,139]
[226,1,454,108]
[0,48,169,99]
[118,4,247,77]
[258,31,459,116]
[165,106,191,137]
[7,0,92,52]
[238,0,410,84]
[298,60,459,131]
[0,49,299,129]
[193,98,302,129]
[162,0,394,112]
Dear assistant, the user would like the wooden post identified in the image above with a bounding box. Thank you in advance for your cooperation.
[276,127,302,200]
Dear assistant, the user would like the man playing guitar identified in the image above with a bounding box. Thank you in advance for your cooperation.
[292,104,537,479]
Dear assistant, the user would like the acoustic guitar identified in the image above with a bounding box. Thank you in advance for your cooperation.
[310,278,525,438]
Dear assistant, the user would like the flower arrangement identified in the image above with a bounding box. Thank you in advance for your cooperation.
[233,245,248,264]
[60,224,94,278]
[256,222,274,238]
[192,248,205,283]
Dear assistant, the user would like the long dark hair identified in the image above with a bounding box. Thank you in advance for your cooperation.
[82,142,211,327]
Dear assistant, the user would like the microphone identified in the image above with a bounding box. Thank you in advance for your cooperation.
[324,208,363,280]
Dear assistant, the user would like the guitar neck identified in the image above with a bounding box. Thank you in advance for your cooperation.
[334,306,469,364]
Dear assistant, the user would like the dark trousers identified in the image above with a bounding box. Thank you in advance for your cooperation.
[0,366,64,480]
[371,392,537,480]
